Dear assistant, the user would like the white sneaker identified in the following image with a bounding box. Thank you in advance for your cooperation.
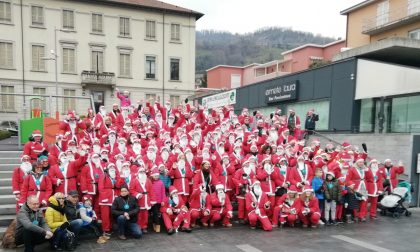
[318,220,325,225]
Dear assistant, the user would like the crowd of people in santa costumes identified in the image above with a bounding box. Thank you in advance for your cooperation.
[13,88,407,245]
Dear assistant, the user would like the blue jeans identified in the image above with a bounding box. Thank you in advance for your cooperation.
[52,228,66,247]
[117,215,142,238]
[69,219,83,237]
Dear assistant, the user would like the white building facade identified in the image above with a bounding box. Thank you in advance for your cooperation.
[0,0,202,119]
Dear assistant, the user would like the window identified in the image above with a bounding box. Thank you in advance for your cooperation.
[170,58,180,81]
[359,99,375,132]
[376,0,389,26]
[170,95,180,107]
[91,50,103,73]
[391,95,420,133]
[62,47,76,73]
[62,10,74,30]
[409,29,420,40]
[145,94,156,103]
[0,85,14,111]
[32,87,46,111]
[92,13,103,33]
[146,20,156,39]
[145,56,156,79]
[0,1,11,23]
[170,23,180,41]
[63,89,76,112]
[31,45,45,71]
[283,100,330,130]
[119,52,131,77]
[0,41,13,69]
[408,0,420,15]
[119,17,130,37]
[31,6,43,26]
[231,74,241,89]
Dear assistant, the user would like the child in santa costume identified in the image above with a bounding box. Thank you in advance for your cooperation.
[336,163,350,222]
[150,168,165,232]
[160,186,192,235]
[245,180,273,231]
[210,184,233,227]
[272,185,300,228]
[297,186,321,228]
[367,159,385,219]
[12,155,32,212]
[189,184,212,227]
[98,163,120,236]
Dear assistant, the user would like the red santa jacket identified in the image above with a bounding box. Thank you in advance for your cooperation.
[290,164,314,192]
[210,192,233,215]
[12,167,29,195]
[346,167,374,196]
[160,195,188,215]
[59,120,85,140]
[19,173,53,206]
[297,196,320,216]
[367,167,385,197]
[49,155,87,196]
[218,162,236,192]
[384,165,405,190]
[189,189,212,213]
[232,169,256,198]
[245,191,270,217]
[193,170,219,194]
[130,177,156,210]
[80,162,105,195]
[275,165,292,187]
[23,141,49,161]
[275,194,301,217]
[256,167,283,196]
[168,165,194,196]
[98,173,120,206]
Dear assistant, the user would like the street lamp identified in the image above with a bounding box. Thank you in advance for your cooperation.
[41,27,62,119]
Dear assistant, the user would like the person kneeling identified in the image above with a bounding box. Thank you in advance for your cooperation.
[16,195,53,252]
[298,186,321,228]
[111,185,142,240]
[79,195,108,244]
[160,186,192,235]
[245,180,273,231]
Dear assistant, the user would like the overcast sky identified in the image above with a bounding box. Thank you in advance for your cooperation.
[164,0,364,38]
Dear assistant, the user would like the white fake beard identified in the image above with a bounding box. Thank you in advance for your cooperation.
[109,135,116,143]
[93,145,101,154]
[69,122,76,131]
[229,137,235,144]
[180,139,187,148]
[109,170,116,179]
[298,162,305,170]
[249,164,256,173]
[161,152,169,161]
[243,167,251,175]
[20,162,32,174]
[116,160,123,172]
[132,144,141,155]
[193,136,200,144]
[100,109,106,116]
[269,133,278,142]
[92,159,101,167]
[218,147,225,155]
[147,153,156,161]
[218,192,225,205]
[122,169,131,178]
[186,154,193,162]
[172,195,179,205]
[138,173,147,184]
[118,144,126,153]
[253,186,262,196]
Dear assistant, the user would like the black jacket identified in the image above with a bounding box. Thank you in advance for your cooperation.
[112,195,139,223]
[64,200,80,221]
[305,114,319,130]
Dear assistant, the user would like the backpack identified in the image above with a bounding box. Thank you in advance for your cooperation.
[62,229,76,251]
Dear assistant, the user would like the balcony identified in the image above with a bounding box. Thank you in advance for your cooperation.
[362,4,420,35]
[81,71,116,87]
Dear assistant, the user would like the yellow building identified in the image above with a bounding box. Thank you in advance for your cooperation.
[341,0,420,48]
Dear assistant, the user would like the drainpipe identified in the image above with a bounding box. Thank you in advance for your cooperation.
[20,0,26,119]
[162,10,165,101]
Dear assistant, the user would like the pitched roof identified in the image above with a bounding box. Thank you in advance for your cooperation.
[340,0,376,15]
[95,0,204,19]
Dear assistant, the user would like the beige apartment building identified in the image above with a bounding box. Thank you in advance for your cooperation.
[0,0,202,119]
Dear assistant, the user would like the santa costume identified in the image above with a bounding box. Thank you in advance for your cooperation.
[160,186,192,235]
[297,186,321,228]
[245,180,273,231]
[210,184,233,227]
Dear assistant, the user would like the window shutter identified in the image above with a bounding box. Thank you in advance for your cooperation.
[119,18,123,35]
[70,11,74,29]
[126,19,130,36]
[32,45,37,70]
[119,54,124,75]
[98,52,103,72]
[98,15,102,32]
[0,43,5,67]
[63,48,69,72]
[69,49,75,73]
[6,2,11,21]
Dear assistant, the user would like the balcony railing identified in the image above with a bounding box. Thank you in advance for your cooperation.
[81,71,116,86]
[362,3,420,35]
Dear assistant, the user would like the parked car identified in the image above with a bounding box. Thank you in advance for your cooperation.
[0,121,18,136]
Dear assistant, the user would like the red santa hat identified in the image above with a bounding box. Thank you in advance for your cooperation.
[355,158,365,164]
[58,152,67,159]
[221,154,229,160]
[21,155,30,162]
[115,153,125,160]
[250,179,260,188]
[82,194,93,202]
[326,171,335,178]
[122,161,131,167]
[288,185,298,193]
[108,130,116,135]
[90,153,100,158]
[118,137,127,143]
[242,159,250,166]
[262,155,271,164]
[100,149,109,154]
[150,168,159,177]
[32,130,42,137]
[67,112,76,119]
[107,163,116,169]
[169,186,178,195]
[342,142,351,148]
[147,145,157,152]
[303,185,314,193]
[346,181,355,187]
[384,158,392,164]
